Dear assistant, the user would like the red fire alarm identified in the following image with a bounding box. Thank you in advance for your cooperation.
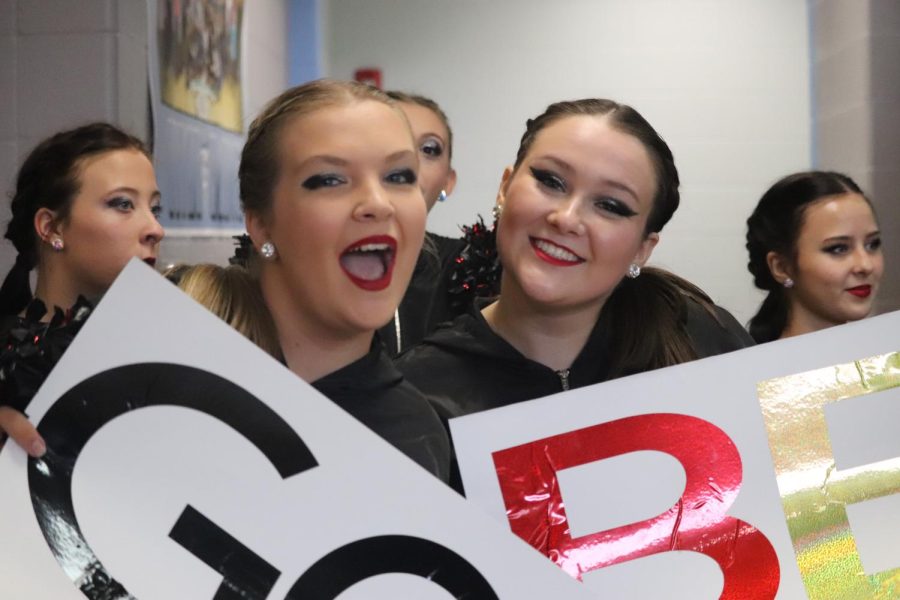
[354,68,382,89]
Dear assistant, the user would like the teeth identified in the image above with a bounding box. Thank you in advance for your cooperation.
[350,243,390,253]
[535,239,580,262]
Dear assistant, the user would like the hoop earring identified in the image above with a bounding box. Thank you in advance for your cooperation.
[260,241,277,260]
[437,190,447,203]
[51,238,64,252]
[626,263,641,279]
[783,278,794,289]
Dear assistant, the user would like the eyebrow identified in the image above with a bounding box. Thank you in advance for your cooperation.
[535,155,640,202]
[112,186,162,201]
[822,230,881,243]
[298,150,416,170]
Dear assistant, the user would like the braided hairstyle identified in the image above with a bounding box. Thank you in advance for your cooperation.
[745,171,867,343]
[0,123,149,315]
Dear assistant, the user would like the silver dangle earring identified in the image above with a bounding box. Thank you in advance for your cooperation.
[783,277,794,289]
[437,189,447,203]
[492,204,503,220]
[51,238,64,252]
[260,241,277,260]
[626,263,641,279]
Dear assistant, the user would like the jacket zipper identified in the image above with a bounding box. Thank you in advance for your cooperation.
[556,368,571,391]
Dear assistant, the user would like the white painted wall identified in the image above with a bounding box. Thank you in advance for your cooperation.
[324,0,812,324]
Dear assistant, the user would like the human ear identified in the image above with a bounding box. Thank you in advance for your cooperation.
[34,207,61,243]
[766,251,794,286]
[244,211,271,253]
[634,232,660,267]
[495,166,515,209]
[444,168,458,197]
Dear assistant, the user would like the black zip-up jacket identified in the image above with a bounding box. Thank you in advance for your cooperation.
[395,299,754,424]
[313,337,451,483]
[378,232,467,357]
[395,299,752,492]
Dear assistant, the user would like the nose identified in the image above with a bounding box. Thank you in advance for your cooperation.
[142,208,165,245]
[546,197,585,236]
[852,246,875,275]
[353,178,395,221]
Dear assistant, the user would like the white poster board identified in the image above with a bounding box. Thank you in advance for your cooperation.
[452,311,900,599]
[0,261,596,599]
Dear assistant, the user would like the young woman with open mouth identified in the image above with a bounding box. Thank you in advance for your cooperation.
[0,123,165,456]
[745,171,883,343]
[395,98,753,490]
[233,80,450,480]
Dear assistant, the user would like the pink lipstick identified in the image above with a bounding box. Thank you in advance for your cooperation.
[339,235,396,291]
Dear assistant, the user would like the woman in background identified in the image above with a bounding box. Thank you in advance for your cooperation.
[745,171,882,343]
[378,91,466,355]
[396,98,752,448]
[0,122,164,456]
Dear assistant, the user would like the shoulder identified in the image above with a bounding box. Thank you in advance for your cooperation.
[684,298,754,358]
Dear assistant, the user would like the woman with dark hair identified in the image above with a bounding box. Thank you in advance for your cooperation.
[745,171,882,343]
[395,98,751,476]
[377,91,466,355]
[0,122,165,456]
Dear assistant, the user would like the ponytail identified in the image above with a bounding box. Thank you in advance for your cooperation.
[600,267,711,378]
[0,252,35,315]
[747,290,788,344]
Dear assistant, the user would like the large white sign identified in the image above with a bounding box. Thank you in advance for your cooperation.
[0,261,595,599]
[452,311,900,599]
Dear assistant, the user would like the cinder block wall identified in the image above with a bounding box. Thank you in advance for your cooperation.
[0,0,290,273]
[0,0,149,278]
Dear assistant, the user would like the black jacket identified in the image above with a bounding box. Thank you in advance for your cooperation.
[395,299,754,423]
[378,232,467,357]
[313,337,451,483]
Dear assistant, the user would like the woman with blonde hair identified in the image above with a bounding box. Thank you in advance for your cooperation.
[196,80,450,480]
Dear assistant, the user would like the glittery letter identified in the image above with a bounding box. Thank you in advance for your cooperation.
[758,352,900,599]
[493,413,779,598]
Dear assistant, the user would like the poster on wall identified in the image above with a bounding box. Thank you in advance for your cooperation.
[451,313,900,599]
[0,262,596,599]
[149,0,246,232]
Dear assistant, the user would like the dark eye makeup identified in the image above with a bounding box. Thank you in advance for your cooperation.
[530,167,566,192]
[302,173,346,190]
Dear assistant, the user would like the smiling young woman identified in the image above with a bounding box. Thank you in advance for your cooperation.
[0,123,164,456]
[746,171,883,343]
[395,99,752,488]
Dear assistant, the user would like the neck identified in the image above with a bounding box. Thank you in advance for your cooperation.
[32,263,92,317]
[482,274,604,371]
[780,303,842,340]
[260,273,373,383]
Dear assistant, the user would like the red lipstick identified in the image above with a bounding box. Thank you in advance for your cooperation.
[530,237,584,267]
[847,285,872,298]
[339,235,396,291]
